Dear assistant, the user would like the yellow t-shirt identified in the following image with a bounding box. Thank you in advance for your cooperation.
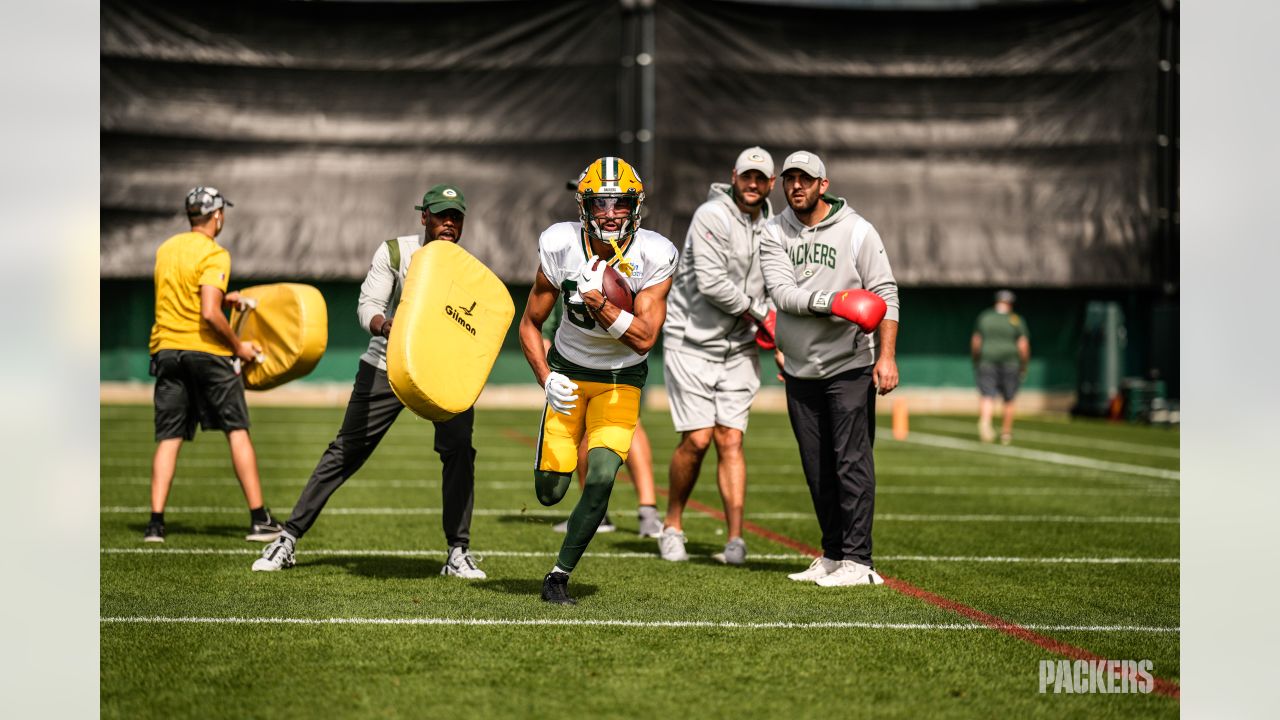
[149,231,233,355]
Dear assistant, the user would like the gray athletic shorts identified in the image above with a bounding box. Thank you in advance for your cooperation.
[977,362,1022,402]
[152,349,251,441]
[663,348,760,432]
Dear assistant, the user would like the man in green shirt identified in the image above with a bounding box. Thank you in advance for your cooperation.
[971,290,1030,444]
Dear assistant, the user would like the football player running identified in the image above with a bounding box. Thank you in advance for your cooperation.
[519,157,678,605]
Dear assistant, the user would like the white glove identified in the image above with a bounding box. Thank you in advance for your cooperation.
[543,371,579,415]
[236,296,258,312]
[577,255,605,296]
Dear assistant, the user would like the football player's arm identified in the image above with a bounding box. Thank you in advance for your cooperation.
[855,225,900,324]
[873,318,899,395]
[970,332,983,365]
[358,242,396,338]
[857,225,900,395]
[200,285,258,362]
[758,226,815,316]
[688,209,757,318]
[586,278,672,355]
[519,268,560,385]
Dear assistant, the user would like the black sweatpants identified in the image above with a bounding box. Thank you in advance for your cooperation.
[783,365,878,565]
[284,360,477,548]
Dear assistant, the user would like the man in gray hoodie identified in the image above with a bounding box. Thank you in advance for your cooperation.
[658,147,777,565]
[759,151,900,587]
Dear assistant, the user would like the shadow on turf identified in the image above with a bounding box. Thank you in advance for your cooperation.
[493,513,555,527]
[478,577,599,601]
[127,522,259,542]
[306,554,447,580]
[608,537,793,571]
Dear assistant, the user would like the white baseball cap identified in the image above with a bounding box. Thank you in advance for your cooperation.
[734,146,774,177]
[781,150,827,180]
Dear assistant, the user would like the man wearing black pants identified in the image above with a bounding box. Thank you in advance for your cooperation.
[252,184,484,578]
[760,151,900,587]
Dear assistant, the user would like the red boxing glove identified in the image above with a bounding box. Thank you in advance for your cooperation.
[830,289,886,333]
[755,309,777,350]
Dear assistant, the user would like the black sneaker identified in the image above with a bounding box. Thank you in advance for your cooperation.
[143,521,165,543]
[246,511,284,542]
[541,571,576,605]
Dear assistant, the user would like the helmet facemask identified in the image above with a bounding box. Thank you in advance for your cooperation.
[579,194,641,245]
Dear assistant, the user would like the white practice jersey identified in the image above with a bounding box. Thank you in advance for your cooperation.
[538,221,678,371]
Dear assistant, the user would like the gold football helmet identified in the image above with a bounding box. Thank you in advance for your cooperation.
[575,157,645,248]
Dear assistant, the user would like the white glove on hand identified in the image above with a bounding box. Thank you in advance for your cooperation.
[236,296,258,312]
[577,255,605,296]
[543,371,579,415]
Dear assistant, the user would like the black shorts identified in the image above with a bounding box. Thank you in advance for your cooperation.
[152,350,250,441]
[976,362,1022,402]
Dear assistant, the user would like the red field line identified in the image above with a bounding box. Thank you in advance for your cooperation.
[668,495,1180,700]
[508,427,1180,700]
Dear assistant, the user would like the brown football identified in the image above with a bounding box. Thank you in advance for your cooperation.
[601,262,635,313]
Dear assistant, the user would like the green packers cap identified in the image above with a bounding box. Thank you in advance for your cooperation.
[415,183,466,214]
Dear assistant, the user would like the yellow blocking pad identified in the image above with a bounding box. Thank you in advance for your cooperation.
[536,380,641,473]
[386,241,515,421]
[230,283,329,391]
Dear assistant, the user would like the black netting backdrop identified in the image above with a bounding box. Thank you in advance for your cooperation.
[102,0,1159,286]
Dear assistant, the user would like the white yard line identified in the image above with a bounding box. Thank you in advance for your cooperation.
[101,547,1180,564]
[899,432,1179,482]
[914,419,1180,459]
[99,456,1137,480]
[98,615,1179,633]
[100,505,565,517]
[100,506,1178,524]
[95,476,1176,497]
[754,512,1178,524]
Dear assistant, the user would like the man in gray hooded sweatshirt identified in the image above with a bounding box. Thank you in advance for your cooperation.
[759,151,900,587]
[659,146,777,565]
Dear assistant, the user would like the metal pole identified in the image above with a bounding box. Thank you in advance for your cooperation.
[617,0,638,161]
[636,0,656,184]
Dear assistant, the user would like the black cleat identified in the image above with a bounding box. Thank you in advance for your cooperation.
[246,511,285,542]
[143,521,165,543]
[541,571,577,605]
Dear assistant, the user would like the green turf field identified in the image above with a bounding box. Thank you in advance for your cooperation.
[100,404,1179,718]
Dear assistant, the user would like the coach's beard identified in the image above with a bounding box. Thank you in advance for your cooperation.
[789,196,817,214]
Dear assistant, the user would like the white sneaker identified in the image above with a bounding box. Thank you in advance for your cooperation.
[713,537,747,566]
[787,556,840,582]
[441,546,487,579]
[657,526,688,562]
[979,421,995,443]
[251,535,296,572]
[814,560,885,587]
[637,506,663,538]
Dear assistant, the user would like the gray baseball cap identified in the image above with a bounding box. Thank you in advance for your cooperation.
[995,289,1017,304]
[781,150,827,180]
[734,146,774,177]
[185,186,233,217]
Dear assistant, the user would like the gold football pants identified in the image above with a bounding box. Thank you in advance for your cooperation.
[535,380,641,473]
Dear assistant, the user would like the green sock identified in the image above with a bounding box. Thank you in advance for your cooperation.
[534,470,573,506]
[555,448,622,572]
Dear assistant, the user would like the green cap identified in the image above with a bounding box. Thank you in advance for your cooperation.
[415,183,466,214]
